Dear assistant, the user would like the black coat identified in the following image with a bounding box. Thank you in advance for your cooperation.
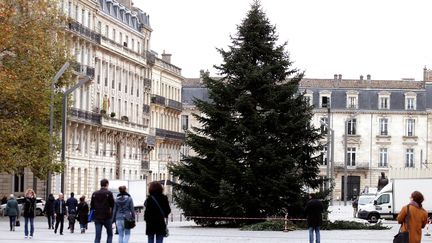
[54,199,67,215]
[23,197,36,218]
[305,198,324,227]
[77,202,89,225]
[44,195,55,216]
[90,188,114,221]
[144,194,171,235]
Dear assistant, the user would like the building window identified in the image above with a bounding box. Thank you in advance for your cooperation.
[347,96,358,109]
[405,148,414,167]
[320,95,330,108]
[379,96,390,110]
[379,148,388,167]
[347,147,356,166]
[181,115,189,131]
[14,171,24,193]
[406,119,415,137]
[105,25,109,37]
[406,97,415,110]
[304,94,313,106]
[347,118,357,135]
[320,117,328,134]
[112,29,116,42]
[379,118,388,136]
[321,146,328,166]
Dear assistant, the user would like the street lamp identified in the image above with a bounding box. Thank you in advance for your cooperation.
[60,76,92,193]
[320,119,334,205]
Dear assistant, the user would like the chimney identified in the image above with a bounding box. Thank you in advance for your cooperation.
[338,74,342,81]
[367,74,371,81]
[360,75,364,81]
[334,74,338,81]
[161,50,171,64]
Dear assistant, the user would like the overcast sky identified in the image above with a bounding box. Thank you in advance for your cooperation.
[135,0,432,80]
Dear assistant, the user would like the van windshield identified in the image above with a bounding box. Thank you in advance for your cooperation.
[358,195,375,205]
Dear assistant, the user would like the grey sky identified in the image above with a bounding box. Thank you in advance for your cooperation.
[136,0,432,80]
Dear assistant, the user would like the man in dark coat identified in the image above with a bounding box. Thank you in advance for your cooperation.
[90,179,115,243]
[66,192,78,233]
[305,193,324,243]
[54,193,67,235]
[44,194,55,229]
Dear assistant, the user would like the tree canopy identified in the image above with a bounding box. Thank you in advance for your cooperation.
[171,1,323,225]
[0,0,71,178]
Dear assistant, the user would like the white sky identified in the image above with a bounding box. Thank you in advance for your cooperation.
[135,0,432,80]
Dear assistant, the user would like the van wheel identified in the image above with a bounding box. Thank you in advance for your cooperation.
[368,214,379,223]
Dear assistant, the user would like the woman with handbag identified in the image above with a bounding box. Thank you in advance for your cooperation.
[112,186,135,243]
[5,194,19,231]
[396,191,428,243]
[144,181,171,243]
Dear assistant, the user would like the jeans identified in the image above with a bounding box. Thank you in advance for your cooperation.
[80,223,88,230]
[94,219,113,243]
[147,234,164,243]
[9,216,16,230]
[116,219,131,243]
[24,217,34,237]
[308,227,320,243]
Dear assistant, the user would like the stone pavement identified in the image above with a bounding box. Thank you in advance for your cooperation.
[1,211,432,242]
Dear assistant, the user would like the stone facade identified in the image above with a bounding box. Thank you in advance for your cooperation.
[0,0,184,199]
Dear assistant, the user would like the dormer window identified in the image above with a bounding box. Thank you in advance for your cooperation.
[405,92,416,110]
[346,90,359,109]
[304,90,313,106]
[378,91,390,110]
[319,91,331,108]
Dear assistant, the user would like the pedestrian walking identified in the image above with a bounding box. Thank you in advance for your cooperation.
[396,191,428,243]
[304,193,324,243]
[90,178,115,243]
[54,193,67,235]
[112,186,135,243]
[144,181,171,243]
[44,194,55,229]
[23,188,36,239]
[66,192,78,233]
[5,194,19,231]
[77,196,89,234]
[352,196,358,218]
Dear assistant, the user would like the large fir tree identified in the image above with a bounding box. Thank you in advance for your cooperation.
[171,1,323,225]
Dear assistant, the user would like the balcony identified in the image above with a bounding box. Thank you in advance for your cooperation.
[155,128,185,141]
[143,104,150,114]
[67,20,101,44]
[69,108,101,124]
[334,162,369,171]
[73,62,95,78]
[101,116,149,135]
[151,95,165,106]
[167,99,182,111]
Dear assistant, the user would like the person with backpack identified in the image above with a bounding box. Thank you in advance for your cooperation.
[112,186,135,243]
[66,192,78,233]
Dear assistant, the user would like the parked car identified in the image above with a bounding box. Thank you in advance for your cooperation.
[0,197,45,216]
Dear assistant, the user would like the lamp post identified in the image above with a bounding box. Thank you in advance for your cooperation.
[60,76,92,193]
[320,119,334,206]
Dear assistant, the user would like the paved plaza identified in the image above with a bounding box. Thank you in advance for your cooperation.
[1,204,432,243]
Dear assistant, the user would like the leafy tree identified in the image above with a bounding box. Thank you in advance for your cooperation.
[171,1,323,226]
[0,0,71,178]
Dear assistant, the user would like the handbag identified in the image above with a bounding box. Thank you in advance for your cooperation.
[393,205,410,243]
[151,196,169,237]
[15,219,20,227]
[88,209,95,222]
[124,216,136,229]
